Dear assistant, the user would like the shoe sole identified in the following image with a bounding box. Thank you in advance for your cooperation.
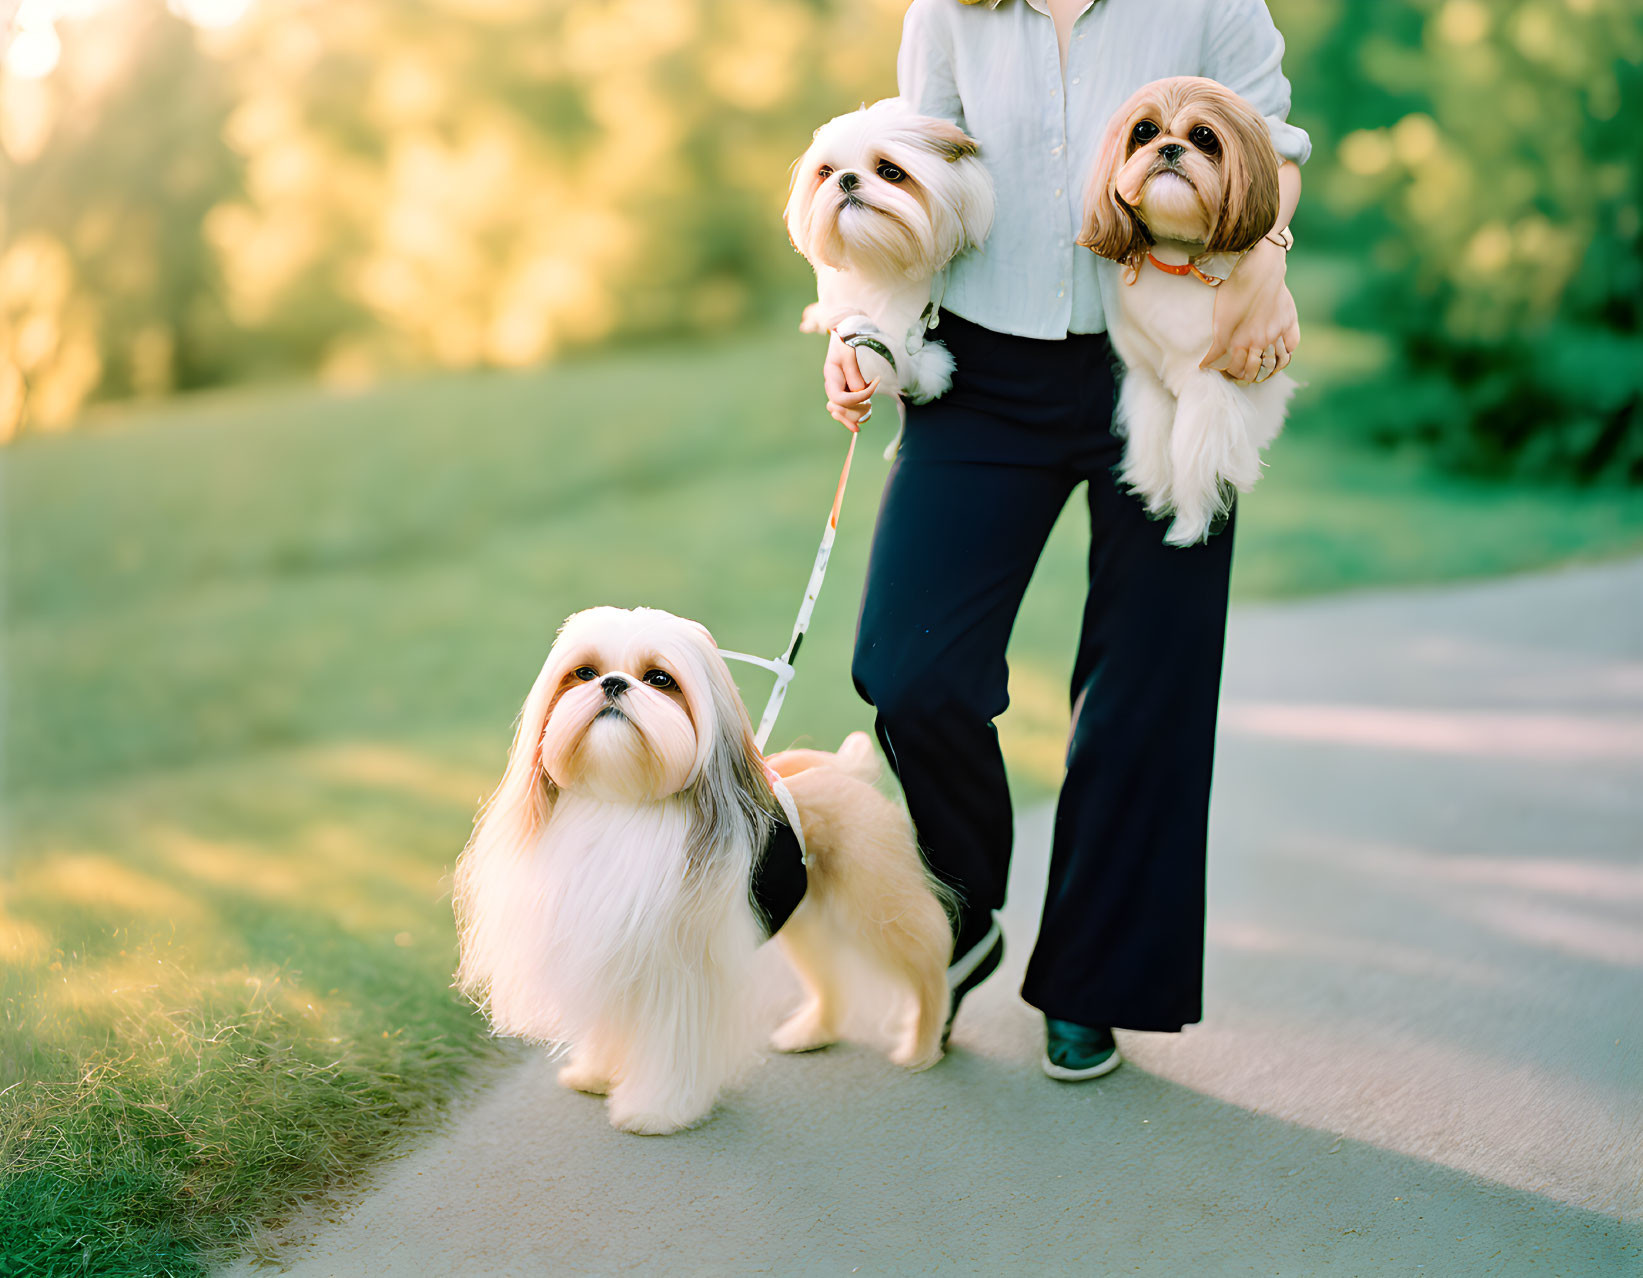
[1040,1049,1123,1082]
[947,915,1002,990]
[942,916,1004,1048]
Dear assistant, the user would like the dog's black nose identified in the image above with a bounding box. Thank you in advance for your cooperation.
[1159,143,1186,163]
[837,171,859,192]
[600,675,629,696]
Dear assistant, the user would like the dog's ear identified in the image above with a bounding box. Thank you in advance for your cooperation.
[915,115,981,163]
[676,627,776,869]
[905,114,992,249]
[904,114,995,265]
[677,624,771,798]
[1078,99,1151,267]
[453,643,566,998]
[1201,89,1282,255]
[941,135,996,254]
[782,151,813,255]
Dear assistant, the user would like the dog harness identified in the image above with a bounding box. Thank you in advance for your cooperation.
[750,776,809,938]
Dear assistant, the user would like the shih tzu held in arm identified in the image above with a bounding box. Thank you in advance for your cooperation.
[786,98,994,444]
[1080,77,1296,547]
[454,607,952,1135]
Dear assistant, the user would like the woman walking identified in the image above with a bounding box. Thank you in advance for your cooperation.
[831,0,1310,1079]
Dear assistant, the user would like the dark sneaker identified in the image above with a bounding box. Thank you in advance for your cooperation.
[1042,1018,1122,1081]
[942,912,1003,1048]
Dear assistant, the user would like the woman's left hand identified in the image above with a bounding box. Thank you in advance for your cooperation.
[1202,239,1300,384]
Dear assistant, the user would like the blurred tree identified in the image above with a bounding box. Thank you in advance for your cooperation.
[1,3,245,435]
[1,0,903,437]
[5,0,1639,482]
[1275,0,1643,481]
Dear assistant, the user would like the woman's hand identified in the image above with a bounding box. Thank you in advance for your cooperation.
[824,333,879,430]
[1202,238,1300,385]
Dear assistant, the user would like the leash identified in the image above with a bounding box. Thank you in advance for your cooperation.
[722,323,907,749]
[719,425,859,751]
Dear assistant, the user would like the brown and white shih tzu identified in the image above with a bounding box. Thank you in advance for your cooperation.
[453,607,952,1135]
[1080,76,1295,547]
[785,97,994,419]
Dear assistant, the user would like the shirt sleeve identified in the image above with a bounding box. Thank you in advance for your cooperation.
[1203,0,1311,166]
[897,0,965,130]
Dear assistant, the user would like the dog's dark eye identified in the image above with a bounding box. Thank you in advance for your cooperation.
[876,161,905,183]
[573,666,598,681]
[1131,120,1160,145]
[1189,126,1220,155]
[816,165,833,180]
[642,669,677,690]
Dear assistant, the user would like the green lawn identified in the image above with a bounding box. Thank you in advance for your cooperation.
[4,328,1641,1275]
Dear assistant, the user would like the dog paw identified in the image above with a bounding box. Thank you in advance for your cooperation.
[607,1099,705,1136]
[889,1034,944,1072]
[608,1109,686,1135]
[771,1006,838,1054]
[556,1061,610,1095]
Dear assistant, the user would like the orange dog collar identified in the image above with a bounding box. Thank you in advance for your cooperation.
[1145,252,1229,288]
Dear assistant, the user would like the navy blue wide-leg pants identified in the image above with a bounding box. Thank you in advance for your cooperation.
[851,312,1234,1032]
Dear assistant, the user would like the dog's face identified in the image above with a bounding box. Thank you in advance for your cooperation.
[785,98,994,279]
[530,607,758,804]
[1079,77,1280,265]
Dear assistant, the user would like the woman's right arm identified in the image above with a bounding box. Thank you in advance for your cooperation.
[822,0,962,429]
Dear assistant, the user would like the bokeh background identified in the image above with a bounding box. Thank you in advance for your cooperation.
[2,1,1640,1273]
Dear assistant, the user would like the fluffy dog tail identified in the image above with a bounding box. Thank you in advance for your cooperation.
[901,337,955,405]
[834,731,881,785]
[765,731,882,786]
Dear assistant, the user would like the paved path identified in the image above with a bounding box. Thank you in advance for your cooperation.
[243,560,1643,1275]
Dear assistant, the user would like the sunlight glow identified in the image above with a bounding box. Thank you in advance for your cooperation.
[4,2,62,79]
[167,0,253,31]
[1221,701,1643,763]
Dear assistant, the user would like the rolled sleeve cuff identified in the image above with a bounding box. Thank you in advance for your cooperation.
[1265,115,1312,166]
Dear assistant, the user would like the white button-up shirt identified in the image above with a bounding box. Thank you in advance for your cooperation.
[899,0,1311,338]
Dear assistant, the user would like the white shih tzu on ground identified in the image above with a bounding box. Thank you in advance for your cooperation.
[1080,76,1296,546]
[453,607,952,1135]
[786,97,994,417]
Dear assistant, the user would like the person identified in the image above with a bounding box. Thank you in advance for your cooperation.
[831,0,1309,1081]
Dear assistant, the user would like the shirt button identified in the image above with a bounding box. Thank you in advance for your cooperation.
[1071,77,1081,85]
[1057,290,1066,298]
[1051,144,1062,156]
[1055,188,1063,197]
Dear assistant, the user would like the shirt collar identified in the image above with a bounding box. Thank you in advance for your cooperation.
[983,1,1095,14]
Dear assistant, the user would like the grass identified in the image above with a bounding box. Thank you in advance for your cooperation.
[4,325,1642,1275]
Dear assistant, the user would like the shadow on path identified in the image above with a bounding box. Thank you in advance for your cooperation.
[249,1030,1634,1275]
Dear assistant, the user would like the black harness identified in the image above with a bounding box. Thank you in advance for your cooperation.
[749,810,808,939]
